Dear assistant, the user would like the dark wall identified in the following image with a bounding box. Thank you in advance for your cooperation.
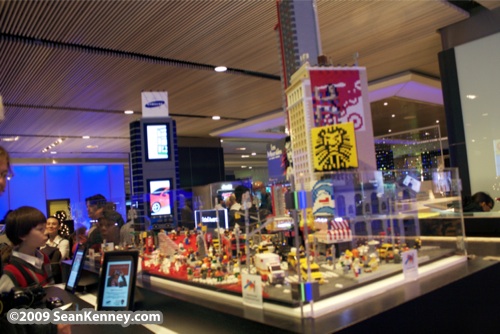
[178,147,225,188]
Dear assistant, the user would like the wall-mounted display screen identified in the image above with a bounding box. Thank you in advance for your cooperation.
[148,179,172,216]
[145,123,171,161]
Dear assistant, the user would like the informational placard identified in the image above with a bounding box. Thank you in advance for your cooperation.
[142,91,169,118]
[311,122,358,171]
[402,249,419,280]
[241,273,263,309]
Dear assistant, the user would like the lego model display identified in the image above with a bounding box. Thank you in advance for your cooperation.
[136,168,466,306]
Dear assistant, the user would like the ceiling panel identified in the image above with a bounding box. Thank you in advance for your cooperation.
[0,0,480,172]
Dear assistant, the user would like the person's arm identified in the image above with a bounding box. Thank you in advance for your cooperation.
[0,273,15,293]
[58,239,70,260]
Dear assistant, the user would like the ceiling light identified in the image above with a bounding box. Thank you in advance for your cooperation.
[52,159,57,164]
[241,155,249,158]
[466,94,476,100]
[251,152,256,156]
[236,147,246,151]
[436,120,439,123]
[249,167,253,169]
[241,166,247,168]
[82,136,90,139]
[212,115,221,120]
[383,102,388,106]
[50,151,57,154]
[0,136,19,142]
[57,138,63,143]
[388,129,392,133]
[214,66,227,72]
[482,113,488,116]
[124,110,134,114]
[220,139,223,143]
[391,114,395,118]
[86,145,98,149]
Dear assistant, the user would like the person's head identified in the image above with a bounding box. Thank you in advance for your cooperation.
[5,206,47,248]
[472,192,494,212]
[86,194,107,219]
[45,215,61,238]
[0,146,13,196]
[226,194,236,207]
[234,185,250,205]
[98,208,120,239]
[252,181,266,193]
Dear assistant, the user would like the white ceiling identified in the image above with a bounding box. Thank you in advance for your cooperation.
[0,0,479,173]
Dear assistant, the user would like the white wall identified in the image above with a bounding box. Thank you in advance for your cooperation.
[456,31,500,198]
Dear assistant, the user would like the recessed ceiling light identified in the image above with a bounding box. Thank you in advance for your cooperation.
[251,152,256,156]
[241,165,247,168]
[436,120,440,123]
[50,151,57,154]
[391,114,395,118]
[212,115,221,120]
[236,147,246,151]
[388,129,392,133]
[82,136,90,139]
[249,167,252,169]
[86,145,98,149]
[0,136,19,142]
[220,139,224,143]
[466,94,477,100]
[214,66,227,72]
[124,110,134,114]
[241,155,249,158]
[383,102,388,106]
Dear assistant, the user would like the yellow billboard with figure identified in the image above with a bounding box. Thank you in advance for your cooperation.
[311,122,358,171]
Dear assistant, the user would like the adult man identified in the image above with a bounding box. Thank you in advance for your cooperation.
[85,194,107,249]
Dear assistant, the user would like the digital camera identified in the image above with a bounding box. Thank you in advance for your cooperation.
[0,285,46,316]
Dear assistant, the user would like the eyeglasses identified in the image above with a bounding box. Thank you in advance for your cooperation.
[0,171,13,180]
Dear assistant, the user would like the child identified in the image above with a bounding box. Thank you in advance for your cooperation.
[0,206,52,292]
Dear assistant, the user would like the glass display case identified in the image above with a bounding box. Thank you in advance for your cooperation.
[68,168,466,317]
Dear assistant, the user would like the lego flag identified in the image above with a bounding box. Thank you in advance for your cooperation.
[311,122,358,171]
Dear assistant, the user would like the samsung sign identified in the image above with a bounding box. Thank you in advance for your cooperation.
[142,91,169,117]
[145,100,166,108]
[194,209,228,229]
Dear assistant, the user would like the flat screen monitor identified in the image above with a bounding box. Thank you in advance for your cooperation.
[148,179,173,216]
[194,209,228,229]
[65,244,87,293]
[97,251,138,311]
[144,123,171,161]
